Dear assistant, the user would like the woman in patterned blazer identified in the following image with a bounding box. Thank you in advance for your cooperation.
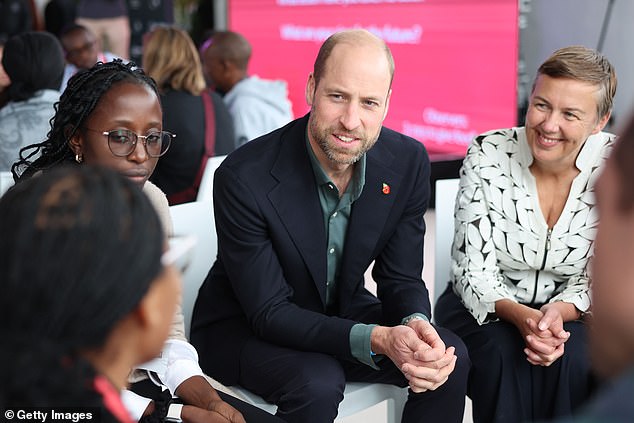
[435,46,617,423]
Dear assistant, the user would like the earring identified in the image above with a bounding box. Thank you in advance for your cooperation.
[75,153,83,164]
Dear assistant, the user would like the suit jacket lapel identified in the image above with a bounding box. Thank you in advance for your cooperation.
[339,136,401,307]
[268,116,328,306]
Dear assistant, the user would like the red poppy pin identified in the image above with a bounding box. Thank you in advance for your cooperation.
[382,183,390,195]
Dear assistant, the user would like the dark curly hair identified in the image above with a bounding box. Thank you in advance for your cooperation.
[0,166,164,415]
[12,59,160,181]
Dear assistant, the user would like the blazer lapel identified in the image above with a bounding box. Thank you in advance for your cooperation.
[268,117,328,306]
[339,137,401,307]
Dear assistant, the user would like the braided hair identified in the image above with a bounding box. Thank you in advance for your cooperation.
[0,166,164,413]
[12,59,160,180]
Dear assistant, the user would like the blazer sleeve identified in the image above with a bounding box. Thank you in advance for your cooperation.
[213,164,357,360]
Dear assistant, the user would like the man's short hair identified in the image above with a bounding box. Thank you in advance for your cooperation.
[312,29,395,88]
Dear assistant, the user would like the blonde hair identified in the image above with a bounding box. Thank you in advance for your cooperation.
[535,45,617,120]
[142,26,207,95]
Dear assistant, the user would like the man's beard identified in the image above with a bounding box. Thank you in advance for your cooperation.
[309,118,378,165]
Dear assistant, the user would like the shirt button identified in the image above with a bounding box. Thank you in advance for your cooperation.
[329,248,335,254]
[332,212,338,218]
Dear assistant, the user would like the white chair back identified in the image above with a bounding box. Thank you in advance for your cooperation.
[169,200,216,337]
[434,178,460,305]
[197,155,227,203]
[0,171,14,197]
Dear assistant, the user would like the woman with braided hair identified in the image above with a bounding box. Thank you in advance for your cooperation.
[13,60,280,423]
[1,166,180,422]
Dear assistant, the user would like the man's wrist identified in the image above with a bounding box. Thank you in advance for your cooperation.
[370,325,389,356]
[402,313,428,326]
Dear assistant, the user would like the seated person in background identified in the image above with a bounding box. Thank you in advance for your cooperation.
[143,25,236,205]
[434,45,617,423]
[44,0,77,37]
[0,166,180,423]
[75,0,130,60]
[550,106,634,422]
[191,29,469,423]
[0,31,65,172]
[59,24,118,90]
[201,30,293,149]
[13,60,280,423]
[0,0,32,41]
[0,37,11,109]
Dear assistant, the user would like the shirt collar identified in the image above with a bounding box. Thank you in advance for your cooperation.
[305,131,366,199]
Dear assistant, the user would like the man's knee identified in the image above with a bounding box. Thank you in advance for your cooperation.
[285,366,345,404]
[260,353,344,403]
[436,326,470,370]
[274,357,345,421]
[434,326,470,392]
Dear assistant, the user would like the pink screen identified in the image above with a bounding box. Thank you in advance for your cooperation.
[228,0,518,159]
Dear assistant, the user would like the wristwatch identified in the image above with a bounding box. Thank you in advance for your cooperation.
[164,403,183,423]
[402,315,426,325]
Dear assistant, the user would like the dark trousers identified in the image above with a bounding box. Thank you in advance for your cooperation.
[237,323,469,423]
[435,286,595,423]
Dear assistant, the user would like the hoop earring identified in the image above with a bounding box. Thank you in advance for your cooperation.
[75,153,83,164]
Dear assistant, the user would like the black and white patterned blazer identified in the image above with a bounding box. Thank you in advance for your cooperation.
[450,127,615,324]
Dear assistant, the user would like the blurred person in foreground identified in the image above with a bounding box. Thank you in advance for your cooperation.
[435,45,617,422]
[191,29,469,423]
[0,166,180,423]
[550,110,634,422]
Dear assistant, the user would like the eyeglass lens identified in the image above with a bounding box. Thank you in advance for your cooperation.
[107,129,172,157]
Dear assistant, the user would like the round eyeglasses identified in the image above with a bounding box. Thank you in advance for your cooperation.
[84,128,175,158]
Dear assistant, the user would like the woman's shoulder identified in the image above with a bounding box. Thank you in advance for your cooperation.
[474,127,524,147]
[143,181,172,236]
[465,127,525,165]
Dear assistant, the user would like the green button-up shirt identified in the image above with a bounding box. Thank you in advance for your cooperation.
[306,137,381,366]
[306,136,427,368]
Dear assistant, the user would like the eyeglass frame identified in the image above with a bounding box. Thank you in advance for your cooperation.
[82,127,175,158]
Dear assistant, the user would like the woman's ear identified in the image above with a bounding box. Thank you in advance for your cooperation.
[66,125,83,156]
[592,112,612,135]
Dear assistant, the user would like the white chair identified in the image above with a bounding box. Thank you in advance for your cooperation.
[433,179,475,423]
[169,200,216,338]
[196,155,227,203]
[433,178,460,306]
[231,382,407,423]
[0,171,14,197]
[173,182,409,421]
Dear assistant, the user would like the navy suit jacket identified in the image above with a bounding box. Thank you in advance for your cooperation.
[190,114,432,385]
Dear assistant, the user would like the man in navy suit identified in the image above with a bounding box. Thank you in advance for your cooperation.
[191,29,469,423]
